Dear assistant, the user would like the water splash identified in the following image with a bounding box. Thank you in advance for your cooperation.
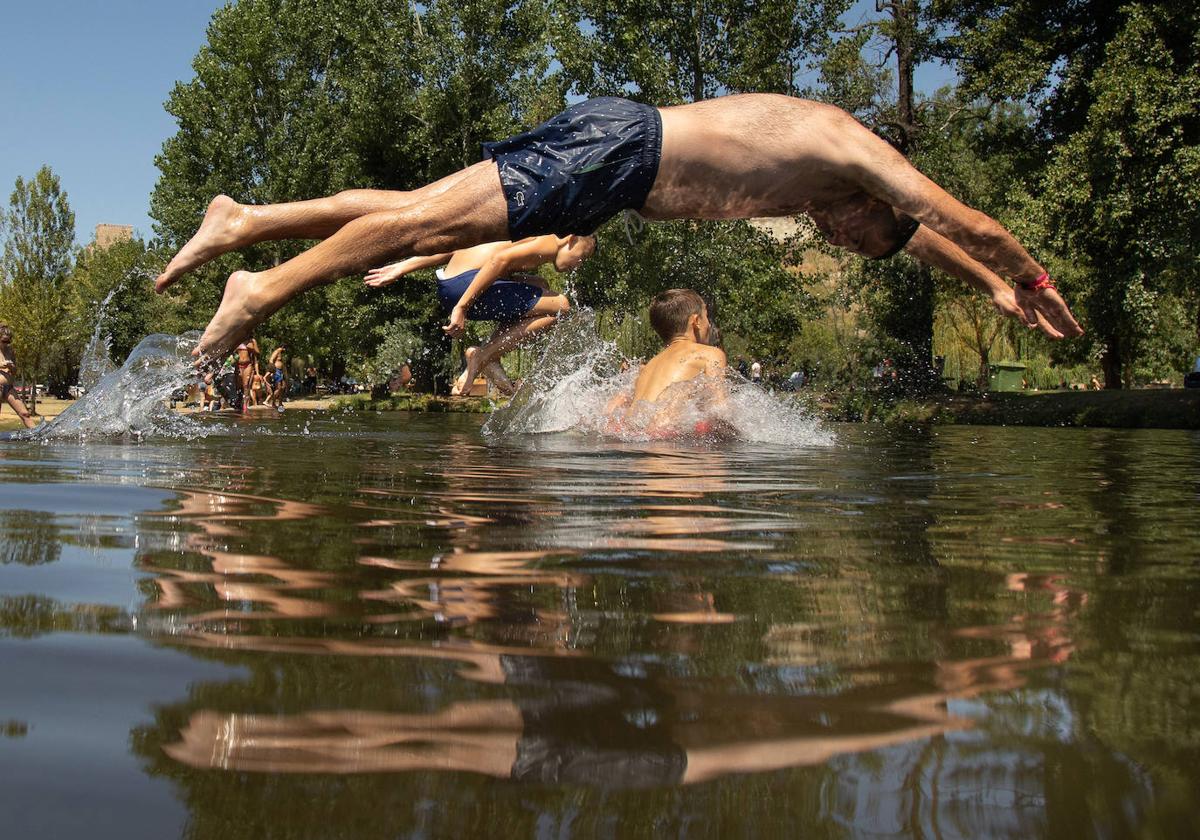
[484,310,832,446]
[24,333,209,440]
[484,310,624,437]
[78,286,122,392]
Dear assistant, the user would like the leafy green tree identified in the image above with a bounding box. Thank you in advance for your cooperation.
[1020,5,1200,386]
[813,1,946,390]
[0,166,76,410]
[152,0,562,388]
[553,0,848,103]
[934,1,1200,387]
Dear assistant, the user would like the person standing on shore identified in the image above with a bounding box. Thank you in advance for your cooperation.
[0,324,40,429]
[267,345,288,410]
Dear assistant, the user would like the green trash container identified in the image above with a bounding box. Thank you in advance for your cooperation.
[988,361,1027,392]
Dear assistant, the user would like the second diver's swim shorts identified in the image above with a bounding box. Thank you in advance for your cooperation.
[481,97,662,239]
[437,268,543,324]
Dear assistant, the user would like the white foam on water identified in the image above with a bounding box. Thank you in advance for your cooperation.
[484,310,833,447]
[22,332,211,441]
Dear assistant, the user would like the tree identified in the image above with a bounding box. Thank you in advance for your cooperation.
[934,1,1200,387]
[553,0,848,103]
[1021,5,1200,386]
[813,1,946,391]
[152,0,560,388]
[0,166,76,411]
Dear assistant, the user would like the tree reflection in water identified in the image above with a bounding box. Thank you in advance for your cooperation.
[7,421,1193,836]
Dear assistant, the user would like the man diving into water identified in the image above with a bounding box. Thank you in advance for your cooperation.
[154,94,1083,360]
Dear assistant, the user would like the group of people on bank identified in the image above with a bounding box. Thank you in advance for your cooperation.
[199,340,289,413]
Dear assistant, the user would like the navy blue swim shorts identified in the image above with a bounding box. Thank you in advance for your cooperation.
[481,97,662,238]
[437,268,543,323]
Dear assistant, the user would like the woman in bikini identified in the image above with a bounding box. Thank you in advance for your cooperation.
[235,338,259,411]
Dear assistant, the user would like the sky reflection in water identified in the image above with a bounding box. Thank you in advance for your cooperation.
[1,414,1198,838]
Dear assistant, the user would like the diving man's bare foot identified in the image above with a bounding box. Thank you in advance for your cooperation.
[193,270,267,365]
[155,195,248,293]
[451,347,481,396]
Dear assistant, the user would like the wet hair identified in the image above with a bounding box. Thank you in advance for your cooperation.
[0,324,11,342]
[649,289,706,342]
[871,212,920,260]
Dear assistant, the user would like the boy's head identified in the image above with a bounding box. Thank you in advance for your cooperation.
[0,324,11,344]
[649,289,710,344]
[555,235,596,272]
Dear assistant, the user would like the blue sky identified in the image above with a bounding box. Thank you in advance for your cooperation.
[0,1,227,244]
[1,0,956,246]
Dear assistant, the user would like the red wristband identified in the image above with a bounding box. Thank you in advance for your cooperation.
[1018,272,1055,292]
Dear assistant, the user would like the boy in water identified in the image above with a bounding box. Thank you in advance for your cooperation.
[364,234,591,394]
[607,289,730,437]
[0,324,39,429]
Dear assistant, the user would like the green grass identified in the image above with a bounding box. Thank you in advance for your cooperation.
[812,388,1200,429]
[333,392,504,414]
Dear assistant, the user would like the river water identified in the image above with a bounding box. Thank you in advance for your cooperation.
[1,412,1198,838]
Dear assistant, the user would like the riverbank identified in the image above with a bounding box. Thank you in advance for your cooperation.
[7,388,1197,432]
[813,388,1200,429]
[333,392,501,413]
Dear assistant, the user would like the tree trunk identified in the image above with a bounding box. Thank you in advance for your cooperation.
[892,0,917,155]
[1101,335,1123,389]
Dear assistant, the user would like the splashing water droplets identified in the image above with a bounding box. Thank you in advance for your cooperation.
[79,286,121,392]
[24,332,210,440]
[484,310,832,446]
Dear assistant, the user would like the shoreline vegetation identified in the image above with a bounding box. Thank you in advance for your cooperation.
[334,388,1200,429]
[5,389,1197,433]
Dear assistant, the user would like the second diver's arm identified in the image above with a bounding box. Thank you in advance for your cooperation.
[365,253,452,288]
[444,238,562,336]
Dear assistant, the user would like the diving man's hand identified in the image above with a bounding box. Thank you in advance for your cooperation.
[1014,283,1084,340]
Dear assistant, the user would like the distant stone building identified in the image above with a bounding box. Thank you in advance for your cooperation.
[93,224,134,251]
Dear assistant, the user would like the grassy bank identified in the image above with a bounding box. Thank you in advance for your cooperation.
[812,388,1200,429]
[9,389,1193,432]
[333,392,502,414]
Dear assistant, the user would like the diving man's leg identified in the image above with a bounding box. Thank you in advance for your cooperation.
[196,163,509,360]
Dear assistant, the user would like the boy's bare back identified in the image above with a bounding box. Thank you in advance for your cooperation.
[632,340,726,404]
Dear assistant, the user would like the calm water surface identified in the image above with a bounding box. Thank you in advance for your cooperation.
[1,413,1198,838]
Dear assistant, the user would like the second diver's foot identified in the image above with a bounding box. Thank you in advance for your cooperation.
[194,270,267,365]
[482,361,517,396]
[451,347,480,396]
[155,195,248,293]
